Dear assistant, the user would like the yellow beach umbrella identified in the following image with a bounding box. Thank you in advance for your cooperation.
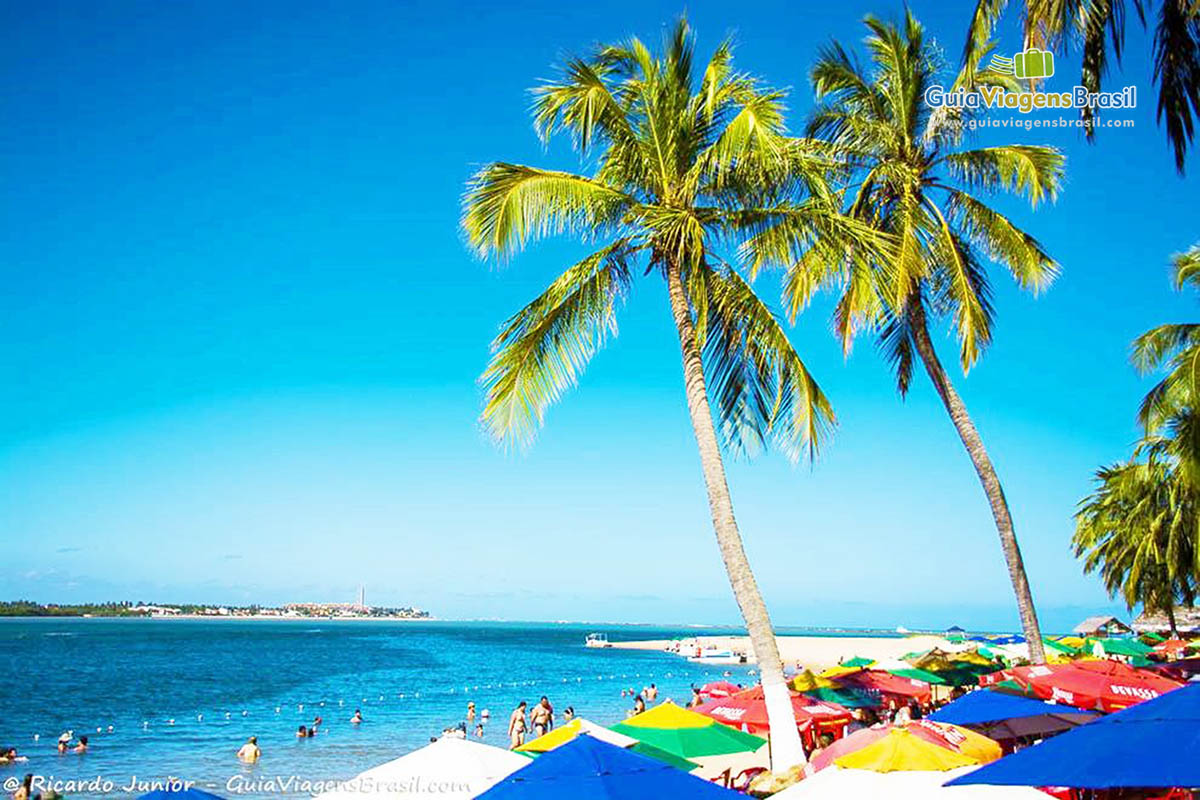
[791,669,836,692]
[819,664,864,679]
[834,730,978,773]
[610,701,765,758]
[918,721,1002,765]
[516,718,636,753]
[949,649,994,667]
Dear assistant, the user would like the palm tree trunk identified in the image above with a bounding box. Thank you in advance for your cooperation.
[665,261,806,769]
[1166,603,1178,638]
[908,302,1048,664]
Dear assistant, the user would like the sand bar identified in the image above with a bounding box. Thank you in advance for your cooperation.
[608,634,949,670]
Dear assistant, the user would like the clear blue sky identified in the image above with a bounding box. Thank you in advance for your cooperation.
[1,0,1195,631]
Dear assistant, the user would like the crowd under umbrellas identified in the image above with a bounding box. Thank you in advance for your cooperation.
[50,629,1200,800]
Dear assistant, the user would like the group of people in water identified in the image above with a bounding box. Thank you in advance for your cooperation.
[234,708,365,763]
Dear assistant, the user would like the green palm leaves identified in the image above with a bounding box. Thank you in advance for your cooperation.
[463,20,870,459]
[1076,241,1200,632]
[794,11,1063,380]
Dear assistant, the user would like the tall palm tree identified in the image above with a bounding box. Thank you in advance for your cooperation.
[461,20,882,767]
[762,12,1064,664]
[1133,241,1200,448]
[1074,456,1198,637]
[963,0,1200,174]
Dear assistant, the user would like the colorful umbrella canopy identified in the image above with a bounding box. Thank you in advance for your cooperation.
[790,669,836,692]
[693,686,851,742]
[1002,660,1184,712]
[837,670,933,701]
[475,735,743,800]
[928,689,1099,739]
[800,687,880,709]
[834,730,979,772]
[843,656,876,668]
[699,681,742,698]
[774,766,1052,800]
[610,702,765,758]
[947,683,1200,789]
[517,718,637,753]
[1152,638,1192,656]
[1088,637,1154,658]
[808,722,1000,774]
[313,738,529,800]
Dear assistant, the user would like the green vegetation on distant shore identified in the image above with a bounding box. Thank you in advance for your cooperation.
[0,600,144,617]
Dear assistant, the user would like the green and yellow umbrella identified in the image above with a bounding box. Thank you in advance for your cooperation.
[610,702,765,759]
[791,669,837,692]
[517,717,700,771]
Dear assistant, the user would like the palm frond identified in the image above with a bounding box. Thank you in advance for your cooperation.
[480,240,636,444]
[462,164,634,259]
[940,145,1065,208]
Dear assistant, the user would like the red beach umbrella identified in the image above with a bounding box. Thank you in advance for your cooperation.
[836,670,933,703]
[698,680,742,698]
[1005,661,1184,712]
[693,685,852,746]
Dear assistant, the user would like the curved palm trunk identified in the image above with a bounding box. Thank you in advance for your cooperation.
[665,262,806,769]
[908,303,1048,664]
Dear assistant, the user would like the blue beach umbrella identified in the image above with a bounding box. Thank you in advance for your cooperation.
[475,734,742,800]
[946,683,1200,789]
[927,689,1098,739]
[139,787,227,800]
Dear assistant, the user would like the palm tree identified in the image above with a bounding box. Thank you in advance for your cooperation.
[461,20,883,767]
[1074,456,1198,637]
[962,0,1200,174]
[1133,241,1200,448]
[764,12,1065,664]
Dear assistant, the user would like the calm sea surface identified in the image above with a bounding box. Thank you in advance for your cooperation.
[0,619,876,798]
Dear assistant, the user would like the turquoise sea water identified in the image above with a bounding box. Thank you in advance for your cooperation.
[0,619,821,798]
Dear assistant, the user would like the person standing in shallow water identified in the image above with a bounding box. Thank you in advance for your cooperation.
[530,697,552,737]
[237,736,260,763]
[507,701,527,750]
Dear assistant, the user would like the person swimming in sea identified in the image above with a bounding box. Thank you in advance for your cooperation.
[237,736,260,763]
[297,725,309,738]
[73,736,88,753]
[351,709,363,724]
[466,702,476,724]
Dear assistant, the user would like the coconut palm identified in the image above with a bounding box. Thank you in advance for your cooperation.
[763,12,1064,663]
[461,20,883,767]
[1132,241,1200,445]
[962,0,1200,173]
[1074,456,1198,636]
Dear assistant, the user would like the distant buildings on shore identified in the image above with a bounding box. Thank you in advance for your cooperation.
[0,594,431,620]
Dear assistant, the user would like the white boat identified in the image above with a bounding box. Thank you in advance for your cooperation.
[585,633,611,648]
[687,647,747,665]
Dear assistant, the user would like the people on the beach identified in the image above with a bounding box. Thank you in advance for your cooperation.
[645,683,658,701]
[466,702,476,723]
[474,724,484,738]
[562,706,574,723]
[237,736,260,763]
[530,696,553,737]
[507,701,527,750]
[351,709,363,724]
[73,736,88,754]
[689,687,703,708]
[630,695,646,717]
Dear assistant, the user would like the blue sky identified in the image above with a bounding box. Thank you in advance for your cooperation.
[1,0,1195,632]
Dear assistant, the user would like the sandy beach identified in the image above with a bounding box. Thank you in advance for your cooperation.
[609,634,950,670]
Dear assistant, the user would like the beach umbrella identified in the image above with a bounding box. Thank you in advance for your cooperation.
[313,738,528,800]
[927,689,1098,739]
[693,686,852,742]
[949,649,997,668]
[808,722,1000,774]
[885,666,950,685]
[475,734,743,800]
[698,681,742,698]
[139,788,227,800]
[1088,637,1154,658]
[610,702,766,759]
[790,670,835,692]
[947,683,1200,789]
[843,656,876,668]
[1152,637,1191,657]
[516,718,699,771]
[834,730,980,772]
[800,687,880,709]
[836,670,933,702]
[772,766,1052,800]
[818,664,865,679]
[1001,660,1184,712]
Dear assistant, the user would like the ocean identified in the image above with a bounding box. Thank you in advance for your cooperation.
[0,618,793,798]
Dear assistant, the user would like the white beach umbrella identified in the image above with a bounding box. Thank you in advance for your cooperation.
[773,766,1052,800]
[314,737,529,800]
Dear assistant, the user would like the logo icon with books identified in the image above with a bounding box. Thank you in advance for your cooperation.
[988,49,1055,80]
